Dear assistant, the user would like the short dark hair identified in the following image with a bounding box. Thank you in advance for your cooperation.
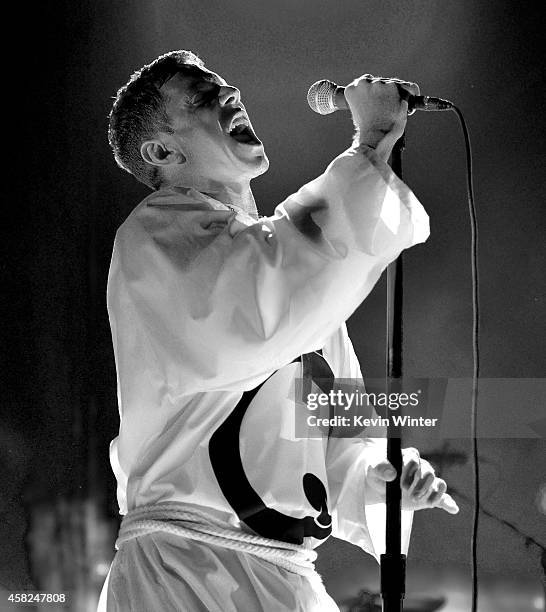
[108,50,204,189]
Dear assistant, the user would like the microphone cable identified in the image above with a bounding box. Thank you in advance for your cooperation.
[449,105,480,612]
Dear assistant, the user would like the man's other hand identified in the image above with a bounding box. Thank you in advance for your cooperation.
[344,75,420,161]
[366,447,459,514]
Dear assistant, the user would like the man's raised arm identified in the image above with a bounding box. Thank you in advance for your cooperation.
[108,78,429,394]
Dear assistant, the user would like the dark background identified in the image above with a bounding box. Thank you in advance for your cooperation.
[3,0,545,607]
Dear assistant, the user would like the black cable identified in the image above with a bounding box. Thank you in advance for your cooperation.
[450,105,480,612]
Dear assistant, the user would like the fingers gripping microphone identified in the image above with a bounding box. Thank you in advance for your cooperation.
[307,79,453,115]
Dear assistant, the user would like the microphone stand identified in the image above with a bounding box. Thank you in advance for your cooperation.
[380,133,406,612]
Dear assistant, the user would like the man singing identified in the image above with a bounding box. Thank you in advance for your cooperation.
[99,50,458,611]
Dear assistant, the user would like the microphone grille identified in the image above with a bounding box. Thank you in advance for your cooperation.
[307,79,338,115]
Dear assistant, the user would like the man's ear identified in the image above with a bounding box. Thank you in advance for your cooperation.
[140,139,186,167]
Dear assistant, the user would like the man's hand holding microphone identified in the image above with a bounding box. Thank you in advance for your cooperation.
[344,74,420,161]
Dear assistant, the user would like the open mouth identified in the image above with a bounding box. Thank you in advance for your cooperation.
[227,113,261,145]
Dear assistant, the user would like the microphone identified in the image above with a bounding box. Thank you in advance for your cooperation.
[307,79,453,115]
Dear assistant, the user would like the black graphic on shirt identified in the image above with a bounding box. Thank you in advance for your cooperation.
[209,352,334,544]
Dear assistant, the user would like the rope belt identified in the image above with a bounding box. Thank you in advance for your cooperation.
[116,502,318,577]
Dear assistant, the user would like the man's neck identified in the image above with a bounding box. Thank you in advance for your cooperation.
[167,176,258,219]
[202,183,258,219]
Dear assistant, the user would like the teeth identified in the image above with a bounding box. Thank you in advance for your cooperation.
[228,116,249,133]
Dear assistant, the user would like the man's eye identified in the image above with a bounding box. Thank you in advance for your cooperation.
[192,93,214,107]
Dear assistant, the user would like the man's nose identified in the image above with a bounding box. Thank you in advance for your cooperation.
[218,85,241,107]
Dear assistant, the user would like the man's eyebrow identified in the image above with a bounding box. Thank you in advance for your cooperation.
[183,65,224,84]
[168,70,225,106]
[201,74,225,87]
[193,79,221,91]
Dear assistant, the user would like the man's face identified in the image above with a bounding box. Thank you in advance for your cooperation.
[160,66,269,186]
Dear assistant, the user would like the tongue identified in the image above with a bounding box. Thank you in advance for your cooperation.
[230,127,257,144]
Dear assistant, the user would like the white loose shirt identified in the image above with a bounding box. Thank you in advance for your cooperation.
[101,145,429,611]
